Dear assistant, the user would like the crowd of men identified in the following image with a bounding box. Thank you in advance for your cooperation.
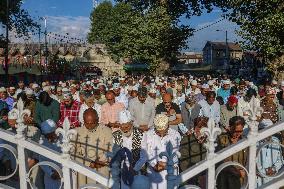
[0,74,284,189]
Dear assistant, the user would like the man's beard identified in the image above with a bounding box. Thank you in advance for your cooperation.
[122,127,133,137]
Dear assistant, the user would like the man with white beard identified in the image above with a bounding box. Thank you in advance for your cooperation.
[113,110,144,188]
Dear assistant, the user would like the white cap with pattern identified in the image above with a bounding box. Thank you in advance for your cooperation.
[154,114,169,131]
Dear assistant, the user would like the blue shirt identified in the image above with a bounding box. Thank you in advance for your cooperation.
[217,88,231,104]
[1,97,14,111]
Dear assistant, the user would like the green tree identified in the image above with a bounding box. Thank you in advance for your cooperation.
[0,0,38,40]
[88,1,191,73]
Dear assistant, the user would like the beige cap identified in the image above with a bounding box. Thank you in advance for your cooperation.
[154,114,169,131]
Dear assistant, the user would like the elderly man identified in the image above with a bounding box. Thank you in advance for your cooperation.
[72,108,113,186]
[156,93,182,131]
[198,91,221,124]
[129,87,155,132]
[180,95,200,130]
[220,95,240,132]
[101,91,125,131]
[57,92,81,128]
[195,84,210,102]
[79,91,101,125]
[0,87,14,110]
[186,80,201,96]
[137,114,181,189]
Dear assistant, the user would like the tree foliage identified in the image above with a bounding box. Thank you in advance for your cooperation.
[0,0,38,40]
[88,1,191,73]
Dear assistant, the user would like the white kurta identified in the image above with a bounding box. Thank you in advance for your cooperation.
[138,129,181,189]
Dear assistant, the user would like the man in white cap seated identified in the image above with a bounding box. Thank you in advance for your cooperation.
[38,119,62,189]
[7,87,17,100]
[113,110,144,188]
[136,114,181,189]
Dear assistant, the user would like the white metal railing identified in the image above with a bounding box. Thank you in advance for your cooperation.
[0,98,284,189]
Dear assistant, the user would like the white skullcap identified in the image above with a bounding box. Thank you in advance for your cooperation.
[154,114,169,131]
[43,86,51,92]
[202,84,209,89]
[281,81,284,87]
[86,81,91,85]
[25,88,34,96]
[113,83,120,89]
[208,80,214,86]
[249,82,254,86]
[9,87,15,90]
[57,87,63,91]
[42,82,47,87]
[107,80,113,85]
[118,110,132,124]
[0,87,6,92]
[8,111,17,119]
[62,88,70,93]
[272,80,278,85]
[132,86,138,91]
[51,86,55,90]
[61,83,67,88]
[32,83,39,89]
[149,88,157,94]
[70,84,76,88]
[191,80,197,86]
[259,119,273,129]
[59,81,63,85]
[223,80,231,85]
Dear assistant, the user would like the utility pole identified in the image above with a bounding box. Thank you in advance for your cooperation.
[5,0,9,84]
[38,26,41,66]
[44,17,48,74]
[225,30,229,69]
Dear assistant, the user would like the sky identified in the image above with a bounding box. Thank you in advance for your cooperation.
[3,0,241,52]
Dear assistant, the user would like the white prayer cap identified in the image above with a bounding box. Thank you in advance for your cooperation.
[107,80,113,85]
[57,87,63,91]
[272,80,278,85]
[43,86,51,92]
[113,83,120,89]
[25,88,34,96]
[281,81,284,87]
[62,88,70,93]
[149,88,157,94]
[61,83,67,88]
[63,92,73,99]
[119,77,124,81]
[176,85,182,90]
[201,84,209,89]
[208,80,214,86]
[40,119,57,135]
[32,83,39,89]
[8,111,17,119]
[70,84,76,88]
[9,87,16,90]
[223,80,231,85]
[42,82,47,87]
[86,81,91,85]
[118,110,132,124]
[191,80,197,86]
[99,79,104,83]
[249,82,254,86]
[59,81,63,85]
[0,87,6,92]
[154,114,169,131]
[259,119,273,129]
[51,86,55,90]
[132,86,138,91]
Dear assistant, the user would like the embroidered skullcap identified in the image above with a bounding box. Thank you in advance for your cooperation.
[149,88,157,94]
[40,119,57,134]
[113,83,120,89]
[266,87,276,95]
[119,110,132,124]
[0,87,6,92]
[154,114,169,131]
[191,80,197,86]
[8,111,17,119]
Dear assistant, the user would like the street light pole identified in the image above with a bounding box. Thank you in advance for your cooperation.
[5,0,9,84]
[225,30,229,69]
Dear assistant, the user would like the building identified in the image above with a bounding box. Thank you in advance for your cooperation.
[0,43,125,77]
[202,41,243,69]
[178,52,203,64]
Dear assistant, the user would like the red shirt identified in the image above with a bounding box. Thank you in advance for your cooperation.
[58,100,81,128]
